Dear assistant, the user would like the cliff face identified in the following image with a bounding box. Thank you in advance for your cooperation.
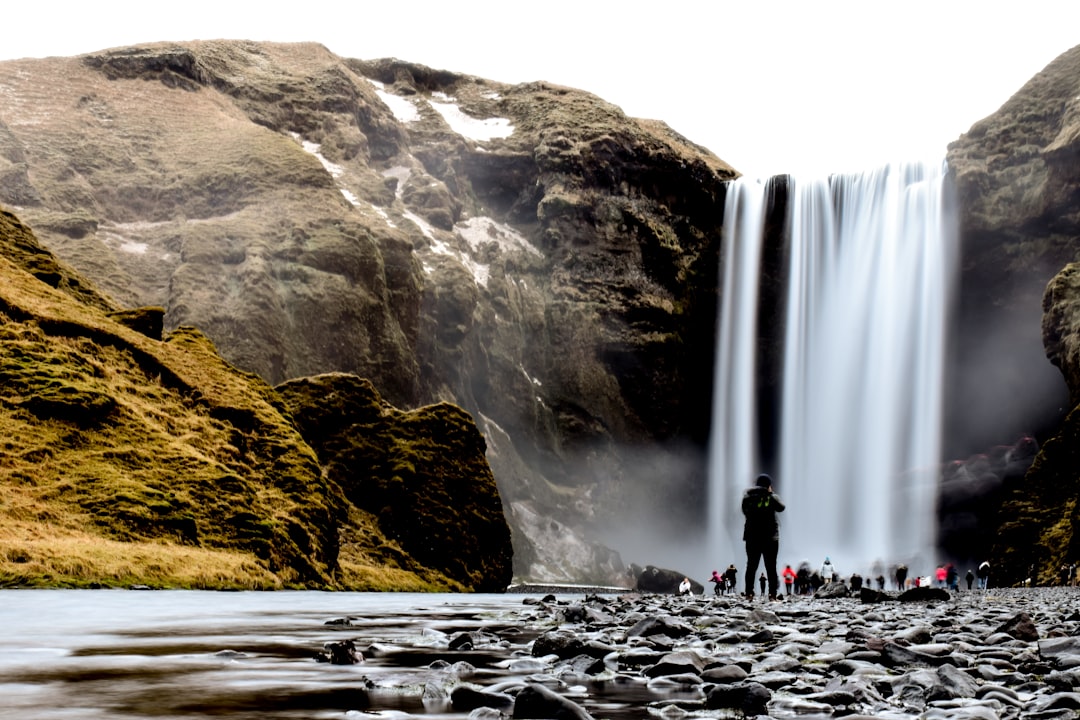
[0,208,510,590]
[0,41,736,582]
[946,45,1080,584]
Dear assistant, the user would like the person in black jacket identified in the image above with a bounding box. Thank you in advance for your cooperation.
[742,473,786,599]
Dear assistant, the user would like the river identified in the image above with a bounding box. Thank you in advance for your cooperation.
[0,589,592,719]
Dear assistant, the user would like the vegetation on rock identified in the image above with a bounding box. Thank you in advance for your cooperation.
[0,209,503,590]
[277,373,512,592]
[0,41,737,583]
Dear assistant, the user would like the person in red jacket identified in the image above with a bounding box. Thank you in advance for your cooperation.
[782,564,796,596]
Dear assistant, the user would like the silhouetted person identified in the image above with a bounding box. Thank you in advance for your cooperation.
[742,473,785,599]
[965,568,975,590]
[796,562,811,594]
[895,564,908,590]
[759,571,766,595]
[724,564,738,594]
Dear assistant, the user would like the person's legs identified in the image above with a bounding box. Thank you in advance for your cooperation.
[744,542,762,596]
[764,540,780,597]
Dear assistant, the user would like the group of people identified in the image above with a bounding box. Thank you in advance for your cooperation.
[700,472,1004,601]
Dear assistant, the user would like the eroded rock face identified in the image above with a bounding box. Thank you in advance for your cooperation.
[945,47,1079,464]
[947,45,1080,585]
[0,42,736,583]
[276,373,513,592]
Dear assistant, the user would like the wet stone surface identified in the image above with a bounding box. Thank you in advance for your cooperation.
[322,587,1080,719]
[2,588,1079,719]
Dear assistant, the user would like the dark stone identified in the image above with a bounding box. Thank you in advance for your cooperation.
[634,565,704,595]
[512,682,594,719]
[700,664,748,684]
[1039,636,1080,666]
[995,612,1040,641]
[315,639,362,665]
[532,630,587,659]
[860,587,893,603]
[704,681,771,716]
[624,615,694,639]
[642,650,705,678]
[898,587,950,602]
[451,685,514,712]
[815,581,850,598]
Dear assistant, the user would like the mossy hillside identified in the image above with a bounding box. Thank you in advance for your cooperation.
[277,373,513,593]
[0,210,462,589]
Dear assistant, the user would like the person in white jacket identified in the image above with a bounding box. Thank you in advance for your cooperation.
[821,557,835,583]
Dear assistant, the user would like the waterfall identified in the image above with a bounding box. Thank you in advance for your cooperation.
[709,161,956,579]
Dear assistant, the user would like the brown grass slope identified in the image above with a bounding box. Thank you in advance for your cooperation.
[0,209,471,590]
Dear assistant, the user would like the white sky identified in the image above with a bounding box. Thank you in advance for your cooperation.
[3,1,1079,178]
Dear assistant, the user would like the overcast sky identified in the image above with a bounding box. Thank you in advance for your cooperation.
[4,1,1079,178]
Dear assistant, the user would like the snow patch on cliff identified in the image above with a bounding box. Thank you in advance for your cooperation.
[457,216,542,258]
[430,92,513,141]
[368,80,421,123]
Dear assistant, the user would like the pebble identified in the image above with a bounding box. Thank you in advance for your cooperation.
[336,587,1080,719]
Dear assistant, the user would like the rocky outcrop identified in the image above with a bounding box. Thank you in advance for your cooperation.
[945,47,1079,466]
[947,45,1080,585]
[988,263,1080,584]
[0,41,736,583]
[275,373,512,592]
[0,209,500,590]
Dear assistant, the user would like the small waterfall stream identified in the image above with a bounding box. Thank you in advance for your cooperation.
[709,161,957,578]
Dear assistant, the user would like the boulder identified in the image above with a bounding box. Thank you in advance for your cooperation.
[633,565,704,594]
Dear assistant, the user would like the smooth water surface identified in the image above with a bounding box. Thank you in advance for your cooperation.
[0,589,564,719]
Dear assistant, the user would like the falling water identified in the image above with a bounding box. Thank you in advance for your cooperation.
[710,161,957,578]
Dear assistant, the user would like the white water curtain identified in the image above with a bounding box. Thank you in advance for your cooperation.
[712,161,957,577]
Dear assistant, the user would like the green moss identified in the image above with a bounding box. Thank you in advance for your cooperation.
[277,373,513,592]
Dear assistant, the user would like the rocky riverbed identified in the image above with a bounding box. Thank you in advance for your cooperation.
[3,588,1078,719]
[323,586,1080,719]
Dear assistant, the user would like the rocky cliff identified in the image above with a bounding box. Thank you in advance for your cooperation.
[0,208,510,590]
[947,44,1080,584]
[0,41,736,582]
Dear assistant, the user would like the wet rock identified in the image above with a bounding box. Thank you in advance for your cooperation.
[512,682,593,719]
[816,582,850,598]
[624,615,694,639]
[1039,636,1080,669]
[642,650,705,677]
[451,685,515,712]
[860,587,893,603]
[995,611,1040,641]
[704,680,771,715]
[898,586,950,602]
[531,631,587,659]
[700,664,748,683]
[315,639,362,665]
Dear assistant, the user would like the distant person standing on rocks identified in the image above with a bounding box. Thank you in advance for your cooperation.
[895,564,908,591]
[821,557,835,583]
[782,564,796,595]
[977,561,991,589]
[741,473,785,599]
[724,564,738,594]
[966,568,975,590]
